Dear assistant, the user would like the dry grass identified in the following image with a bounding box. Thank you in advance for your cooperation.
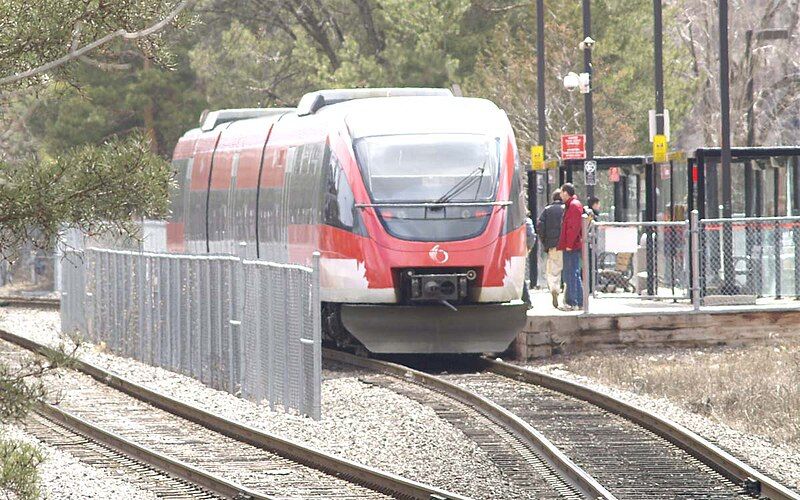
[560,341,800,447]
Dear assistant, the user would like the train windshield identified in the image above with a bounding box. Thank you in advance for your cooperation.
[354,134,499,203]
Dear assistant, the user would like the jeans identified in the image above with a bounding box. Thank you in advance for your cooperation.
[563,250,583,307]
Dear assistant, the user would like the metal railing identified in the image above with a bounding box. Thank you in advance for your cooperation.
[579,211,800,311]
[698,216,800,304]
[60,247,321,419]
[588,220,690,300]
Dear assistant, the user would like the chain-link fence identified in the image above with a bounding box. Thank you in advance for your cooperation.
[699,217,800,303]
[589,221,690,299]
[60,247,321,419]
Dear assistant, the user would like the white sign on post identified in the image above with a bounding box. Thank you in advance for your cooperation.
[648,109,671,142]
[603,226,639,253]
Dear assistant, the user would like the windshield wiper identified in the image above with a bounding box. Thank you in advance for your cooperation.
[434,163,486,205]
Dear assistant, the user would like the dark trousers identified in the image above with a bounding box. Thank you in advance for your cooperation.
[563,250,583,307]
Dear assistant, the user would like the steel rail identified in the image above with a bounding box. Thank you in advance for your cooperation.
[0,329,466,500]
[0,296,59,308]
[324,348,615,500]
[480,357,800,500]
[35,403,268,499]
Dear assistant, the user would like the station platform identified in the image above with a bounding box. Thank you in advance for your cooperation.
[514,290,800,359]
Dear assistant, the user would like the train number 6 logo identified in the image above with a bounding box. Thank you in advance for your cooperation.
[428,245,449,264]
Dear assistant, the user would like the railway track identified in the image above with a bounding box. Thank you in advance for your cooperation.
[0,329,465,500]
[26,406,238,499]
[324,348,613,500]
[326,349,800,500]
[0,296,59,309]
[478,357,800,500]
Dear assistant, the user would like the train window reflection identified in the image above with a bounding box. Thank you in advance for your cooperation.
[354,134,499,203]
[323,151,358,231]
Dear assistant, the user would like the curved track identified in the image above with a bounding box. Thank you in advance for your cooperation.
[0,328,466,500]
[327,349,800,500]
[324,348,613,500]
[478,358,800,500]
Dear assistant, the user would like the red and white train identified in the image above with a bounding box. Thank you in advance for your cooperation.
[168,88,528,353]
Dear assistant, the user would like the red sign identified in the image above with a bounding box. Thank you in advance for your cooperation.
[561,134,586,160]
[609,166,620,182]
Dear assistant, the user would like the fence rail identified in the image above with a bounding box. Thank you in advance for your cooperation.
[699,216,800,303]
[60,247,321,419]
[583,212,800,310]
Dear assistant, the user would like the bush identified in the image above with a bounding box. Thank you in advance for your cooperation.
[0,435,43,500]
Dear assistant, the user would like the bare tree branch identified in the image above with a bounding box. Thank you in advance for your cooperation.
[0,0,195,87]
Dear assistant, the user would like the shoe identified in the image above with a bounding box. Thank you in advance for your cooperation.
[558,304,574,311]
[551,290,559,308]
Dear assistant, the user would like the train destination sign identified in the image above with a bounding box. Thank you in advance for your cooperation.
[561,134,586,160]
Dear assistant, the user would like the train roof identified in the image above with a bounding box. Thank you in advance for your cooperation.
[323,96,506,139]
[200,108,295,131]
[177,90,508,147]
[297,88,452,116]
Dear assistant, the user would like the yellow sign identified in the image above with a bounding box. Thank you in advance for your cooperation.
[653,134,668,164]
[530,145,545,170]
[667,150,686,162]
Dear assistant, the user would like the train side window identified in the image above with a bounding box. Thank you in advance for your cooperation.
[504,167,526,233]
[323,152,356,230]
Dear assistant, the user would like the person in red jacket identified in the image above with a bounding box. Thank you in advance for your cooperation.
[557,183,583,309]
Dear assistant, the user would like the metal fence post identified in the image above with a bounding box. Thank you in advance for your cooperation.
[691,210,701,310]
[774,218,782,298]
[311,251,322,420]
[581,214,590,314]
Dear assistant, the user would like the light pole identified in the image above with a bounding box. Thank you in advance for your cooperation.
[718,0,737,293]
[719,0,732,221]
[537,0,546,181]
[648,0,665,296]
[582,0,594,199]
[527,0,547,289]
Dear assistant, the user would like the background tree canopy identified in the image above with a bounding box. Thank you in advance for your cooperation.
[6,0,798,180]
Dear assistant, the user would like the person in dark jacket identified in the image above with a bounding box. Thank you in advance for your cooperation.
[536,189,564,308]
[557,183,584,309]
[586,196,600,220]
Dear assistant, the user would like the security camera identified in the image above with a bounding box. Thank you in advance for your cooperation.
[579,36,596,50]
[563,72,580,92]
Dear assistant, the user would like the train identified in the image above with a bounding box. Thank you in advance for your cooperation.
[167,88,529,353]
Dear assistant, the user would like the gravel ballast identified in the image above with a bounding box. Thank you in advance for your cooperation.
[0,423,158,500]
[0,307,524,499]
[520,360,800,492]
